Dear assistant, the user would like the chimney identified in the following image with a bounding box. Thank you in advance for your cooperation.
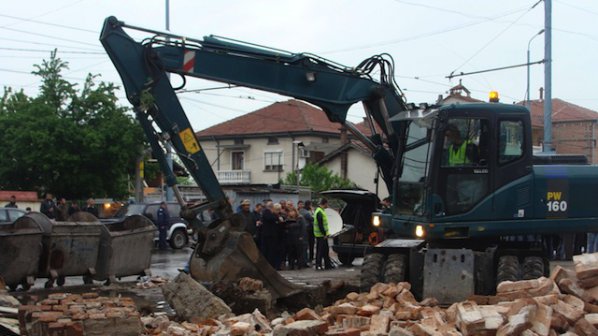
[539,87,544,101]
[340,125,348,145]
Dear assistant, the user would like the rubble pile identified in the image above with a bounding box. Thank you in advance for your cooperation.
[18,292,143,336]
[11,253,598,335]
[142,254,598,336]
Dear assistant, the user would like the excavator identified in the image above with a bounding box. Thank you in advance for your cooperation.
[100,17,598,302]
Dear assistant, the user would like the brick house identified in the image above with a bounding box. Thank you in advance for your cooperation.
[528,97,598,163]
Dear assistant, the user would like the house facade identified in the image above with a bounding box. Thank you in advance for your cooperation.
[196,100,342,186]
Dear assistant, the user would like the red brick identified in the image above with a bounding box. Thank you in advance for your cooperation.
[325,327,360,336]
[357,304,380,317]
[295,307,321,321]
[39,311,64,323]
[277,320,329,336]
[81,293,99,299]
[574,317,598,336]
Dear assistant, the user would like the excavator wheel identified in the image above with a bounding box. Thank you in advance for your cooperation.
[496,255,521,286]
[360,253,385,292]
[522,256,545,280]
[383,254,406,284]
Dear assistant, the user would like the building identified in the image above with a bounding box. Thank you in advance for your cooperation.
[0,191,39,211]
[196,99,343,186]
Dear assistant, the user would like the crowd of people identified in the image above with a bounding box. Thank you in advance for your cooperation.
[11,193,100,221]
[236,197,335,271]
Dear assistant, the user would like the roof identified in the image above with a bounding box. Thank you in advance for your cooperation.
[317,140,371,165]
[196,99,342,138]
[0,191,38,202]
[524,98,598,127]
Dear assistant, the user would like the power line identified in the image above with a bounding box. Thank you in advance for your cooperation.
[449,0,542,75]
[0,13,97,33]
[0,26,100,48]
[555,0,598,16]
[0,36,103,52]
[0,47,103,55]
[320,6,529,55]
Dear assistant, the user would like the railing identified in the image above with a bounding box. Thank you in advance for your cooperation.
[217,170,251,184]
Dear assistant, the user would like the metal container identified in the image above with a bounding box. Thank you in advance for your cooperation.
[94,215,156,283]
[34,213,103,286]
[0,214,43,290]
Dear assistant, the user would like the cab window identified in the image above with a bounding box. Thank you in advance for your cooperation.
[499,120,524,165]
[441,118,488,167]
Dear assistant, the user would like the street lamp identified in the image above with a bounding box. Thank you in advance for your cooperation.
[527,29,544,109]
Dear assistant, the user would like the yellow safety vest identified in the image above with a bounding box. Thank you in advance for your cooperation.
[313,207,329,238]
[448,141,472,166]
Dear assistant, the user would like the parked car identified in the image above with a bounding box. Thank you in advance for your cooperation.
[114,202,191,249]
[0,208,26,224]
[324,189,382,266]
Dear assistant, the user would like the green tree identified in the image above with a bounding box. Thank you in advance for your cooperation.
[284,163,355,194]
[0,51,144,199]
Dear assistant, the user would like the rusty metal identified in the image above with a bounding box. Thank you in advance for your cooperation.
[189,218,302,299]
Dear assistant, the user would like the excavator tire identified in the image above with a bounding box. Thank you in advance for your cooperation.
[383,254,406,284]
[522,256,545,280]
[360,253,385,292]
[496,255,521,285]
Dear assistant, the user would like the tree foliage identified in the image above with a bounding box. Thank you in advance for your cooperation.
[284,163,355,194]
[0,51,144,199]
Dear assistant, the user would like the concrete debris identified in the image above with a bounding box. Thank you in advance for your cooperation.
[161,272,232,322]
[136,275,170,289]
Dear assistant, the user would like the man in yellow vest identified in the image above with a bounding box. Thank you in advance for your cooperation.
[314,198,334,270]
[445,123,478,166]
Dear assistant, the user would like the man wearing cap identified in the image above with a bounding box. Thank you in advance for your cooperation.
[314,198,334,270]
[238,199,258,243]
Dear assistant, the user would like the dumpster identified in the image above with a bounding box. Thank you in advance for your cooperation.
[32,212,103,287]
[94,214,156,283]
[0,214,43,290]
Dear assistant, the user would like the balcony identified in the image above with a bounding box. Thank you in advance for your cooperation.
[217,170,251,185]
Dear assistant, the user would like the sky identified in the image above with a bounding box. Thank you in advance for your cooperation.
[2,0,598,131]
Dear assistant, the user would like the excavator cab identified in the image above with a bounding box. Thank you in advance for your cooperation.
[379,102,533,240]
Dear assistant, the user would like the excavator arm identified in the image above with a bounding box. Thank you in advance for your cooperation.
[100,16,407,298]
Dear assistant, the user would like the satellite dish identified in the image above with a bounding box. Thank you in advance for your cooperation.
[325,208,343,235]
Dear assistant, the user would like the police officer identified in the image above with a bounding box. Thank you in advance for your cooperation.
[157,202,169,250]
[314,198,333,270]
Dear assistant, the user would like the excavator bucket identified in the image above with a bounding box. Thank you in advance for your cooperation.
[188,219,302,299]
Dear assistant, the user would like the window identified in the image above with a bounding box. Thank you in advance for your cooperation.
[232,151,244,170]
[442,118,488,167]
[264,151,283,171]
[499,120,524,165]
[267,137,279,145]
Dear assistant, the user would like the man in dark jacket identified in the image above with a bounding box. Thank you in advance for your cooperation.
[4,195,17,208]
[157,201,169,250]
[40,193,56,219]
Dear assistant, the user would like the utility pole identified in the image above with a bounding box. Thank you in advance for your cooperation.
[543,0,553,153]
[165,0,175,201]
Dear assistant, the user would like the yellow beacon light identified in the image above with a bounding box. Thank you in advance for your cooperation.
[489,91,499,103]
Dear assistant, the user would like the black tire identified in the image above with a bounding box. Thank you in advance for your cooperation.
[383,254,406,284]
[496,255,521,286]
[360,253,385,292]
[522,256,545,280]
[169,229,188,249]
[337,253,356,267]
[44,280,53,289]
[83,275,93,285]
[56,276,65,286]
[21,280,31,291]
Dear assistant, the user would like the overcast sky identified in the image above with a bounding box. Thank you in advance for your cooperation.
[2,0,597,131]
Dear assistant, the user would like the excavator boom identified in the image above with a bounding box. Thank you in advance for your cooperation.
[100,16,406,298]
